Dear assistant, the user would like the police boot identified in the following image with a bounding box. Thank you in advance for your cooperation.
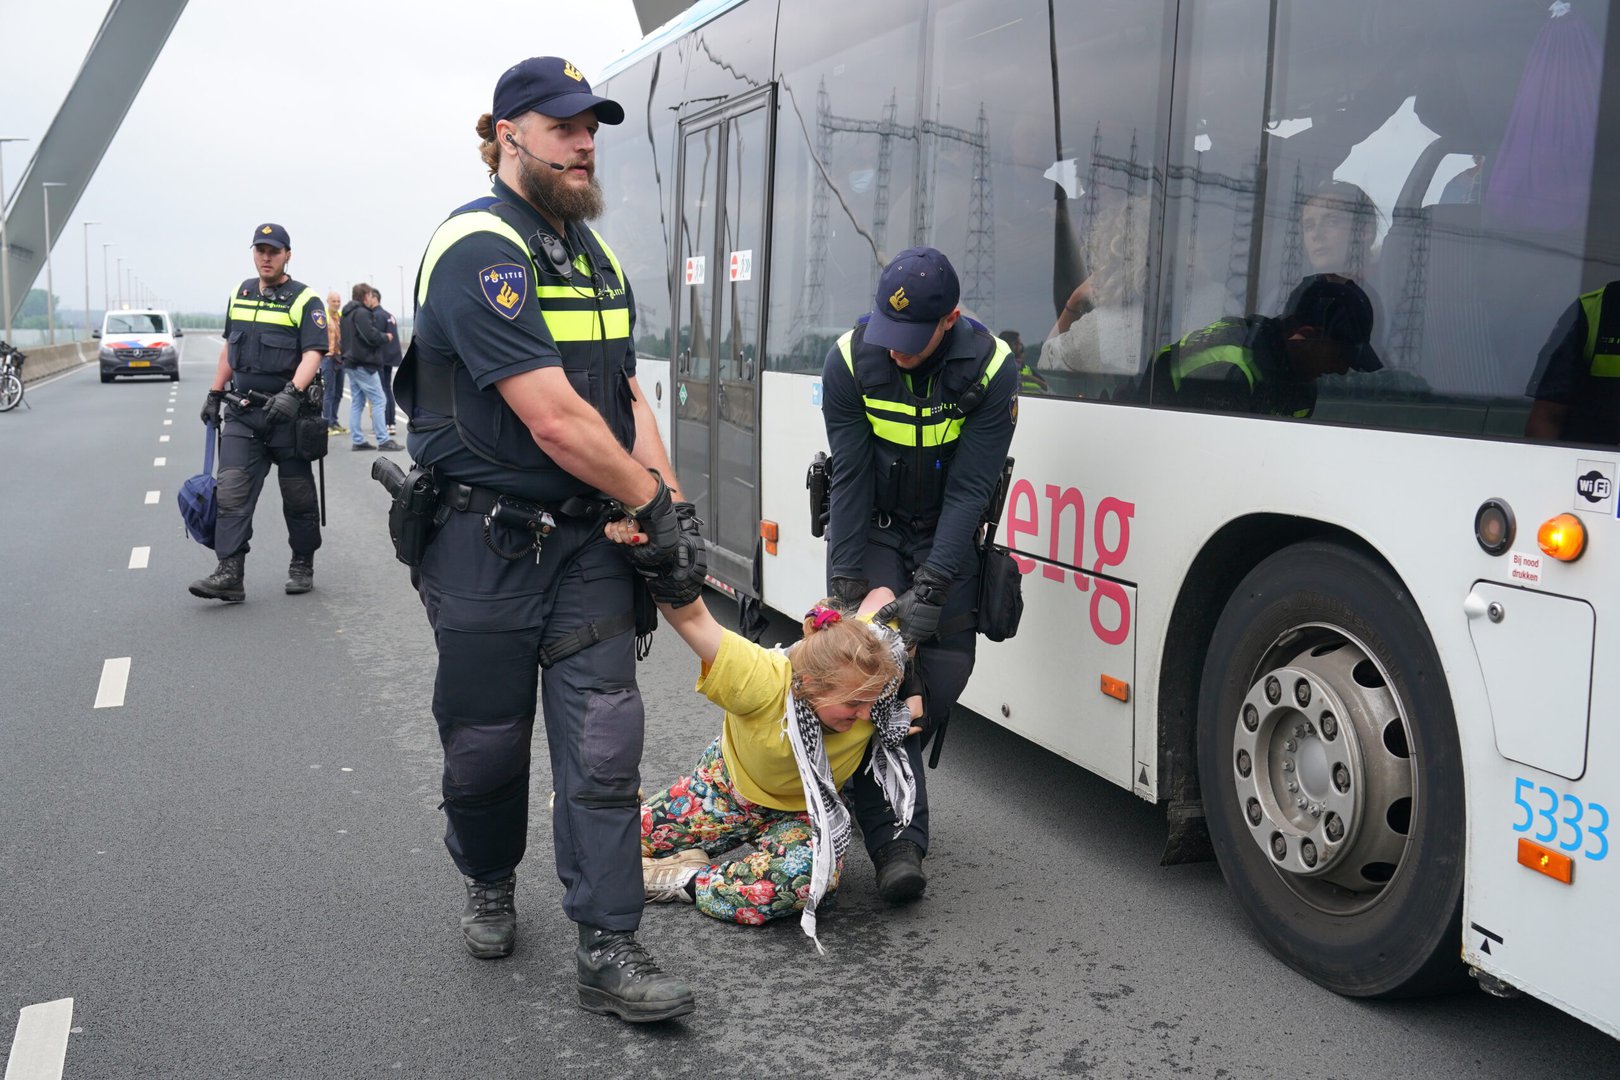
[873,839,928,904]
[461,875,517,959]
[188,554,246,603]
[576,925,695,1023]
[285,554,314,595]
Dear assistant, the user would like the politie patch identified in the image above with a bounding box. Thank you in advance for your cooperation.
[480,263,528,320]
[312,307,327,330]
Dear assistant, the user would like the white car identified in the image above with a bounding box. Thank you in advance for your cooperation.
[96,309,183,382]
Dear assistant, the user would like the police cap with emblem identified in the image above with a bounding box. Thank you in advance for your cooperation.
[1281,273,1383,371]
[864,246,961,356]
[250,223,291,250]
[493,56,624,126]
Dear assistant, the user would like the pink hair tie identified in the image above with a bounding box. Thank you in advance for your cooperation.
[808,605,842,630]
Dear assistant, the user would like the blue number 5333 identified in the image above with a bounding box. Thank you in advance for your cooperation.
[1513,777,1609,861]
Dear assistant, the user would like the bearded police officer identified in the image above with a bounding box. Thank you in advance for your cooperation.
[396,56,697,1023]
[191,223,326,602]
[821,246,1018,903]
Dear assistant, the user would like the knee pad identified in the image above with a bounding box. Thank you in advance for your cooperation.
[280,475,318,517]
[216,467,254,513]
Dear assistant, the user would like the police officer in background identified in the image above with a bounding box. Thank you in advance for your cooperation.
[396,56,698,1023]
[821,246,1018,903]
[191,223,326,602]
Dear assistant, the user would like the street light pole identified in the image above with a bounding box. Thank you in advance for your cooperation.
[0,137,28,344]
[41,182,64,345]
[82,221,99,338]
[101,242,114,320]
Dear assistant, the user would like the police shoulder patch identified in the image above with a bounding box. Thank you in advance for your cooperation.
[312,307,327,330]
[479,263,528,320]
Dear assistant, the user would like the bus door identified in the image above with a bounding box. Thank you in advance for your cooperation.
[672,89,774,596]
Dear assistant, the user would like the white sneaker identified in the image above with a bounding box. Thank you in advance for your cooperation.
[643,849,710,903]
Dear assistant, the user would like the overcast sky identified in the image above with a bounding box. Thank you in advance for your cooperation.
[0,0,644,316]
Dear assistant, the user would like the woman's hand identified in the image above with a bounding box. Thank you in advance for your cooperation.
[603,518,648,546]
[906,693,924,736]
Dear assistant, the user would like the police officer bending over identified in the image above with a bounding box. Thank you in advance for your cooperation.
[192,223,326,602]
[821,246,1018,904]
[396,56,700,1023]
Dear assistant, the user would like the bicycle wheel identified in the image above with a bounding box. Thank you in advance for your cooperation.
[0,371,22,412]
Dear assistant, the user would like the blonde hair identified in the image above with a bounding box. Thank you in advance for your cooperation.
[789,602,901,705]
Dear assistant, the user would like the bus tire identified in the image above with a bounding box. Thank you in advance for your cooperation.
[1196,540,1466,998]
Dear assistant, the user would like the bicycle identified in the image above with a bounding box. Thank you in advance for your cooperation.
[0,341,26,413]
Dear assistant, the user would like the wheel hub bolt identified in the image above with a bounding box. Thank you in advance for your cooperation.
[1294,680,1311,707]
[1325,813,1344,842]
[1285,739,1297,752]
[1247,799,1263,825]
[1236,750,1252,777]
[1297,797,1308,809]
[1282,760,1295,772]
[1320,713,1338,740]
[1287,781,1299,793]
[1333,764,1351,793]
[1243,704,1260,732]
[1293,724,1306,738]
[1265,677,1281,705]
[1270,833,1287,860]
[1309,804,1322,818]
[1301,839,1318,867]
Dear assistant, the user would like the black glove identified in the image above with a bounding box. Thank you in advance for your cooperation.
[200,390,225,426]
[877,564,952,647]
[828,576,868,611]
[625,472,681,560]
[626,502,707,607]
[265,382,303,423]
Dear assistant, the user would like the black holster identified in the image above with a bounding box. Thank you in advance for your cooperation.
[372,458,447,567]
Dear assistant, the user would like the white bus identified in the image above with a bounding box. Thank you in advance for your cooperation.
[595,0,1618,1034]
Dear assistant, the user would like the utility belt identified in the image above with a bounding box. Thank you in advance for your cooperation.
[871,507,939,532]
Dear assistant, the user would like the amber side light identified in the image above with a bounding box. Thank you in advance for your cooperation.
[1536,513,1586,562]
[1100,675,1129,702]
[760,519,779,556]
[1517,837,1573,884]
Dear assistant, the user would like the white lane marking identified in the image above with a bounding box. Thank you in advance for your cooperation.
[159,435,170,443]
[128,547,150,570]
[164,408,173,413]
[153,457,166,467]
[145,491,159,504]
[4,997,74,1080]
[163,419,172,425]
[94,658,131,709]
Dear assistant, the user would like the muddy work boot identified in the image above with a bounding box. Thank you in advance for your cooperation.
[576,925,695,1022]
[285,554,314,595]
[460,876,517,959]
[873,839,927,904]
[188,554,245,602]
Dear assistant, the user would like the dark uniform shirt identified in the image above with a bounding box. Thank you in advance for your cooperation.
[1145,315,1315,419]
[1528,285,1620,444]
[224,276,327,395]
[821,318,1018,581]
[408,179,638,502]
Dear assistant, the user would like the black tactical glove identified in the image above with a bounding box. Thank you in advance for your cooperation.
[828,576,868,611]
[626,502,707,607]
[624,471,681,560]
[200,389,225,426]
[265,381,303,423]
[876,563,952,647]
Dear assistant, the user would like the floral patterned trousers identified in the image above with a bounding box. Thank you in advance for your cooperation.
[641,737,842,925]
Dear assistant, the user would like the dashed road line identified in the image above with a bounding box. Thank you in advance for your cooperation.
[4,997,74,1080]
[94,658,131,709]
[145,491,159,504]
[128,546,150,570]
[153,457,166,467]
[159,435,170,443]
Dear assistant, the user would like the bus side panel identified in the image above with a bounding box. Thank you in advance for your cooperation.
[758,371,835,617]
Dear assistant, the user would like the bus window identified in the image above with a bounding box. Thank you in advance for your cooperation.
[1157,0,1615,438]
[926,0,1173,402]
[767,1,928,374]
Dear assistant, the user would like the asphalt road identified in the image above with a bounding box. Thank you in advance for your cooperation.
[2,338,1617,1079]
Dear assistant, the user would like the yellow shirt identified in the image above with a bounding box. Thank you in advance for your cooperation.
[699,630,875,811]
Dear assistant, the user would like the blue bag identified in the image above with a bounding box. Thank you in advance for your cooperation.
[177,424,219,548]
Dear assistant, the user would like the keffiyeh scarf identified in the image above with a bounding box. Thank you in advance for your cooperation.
[781,620,915,952]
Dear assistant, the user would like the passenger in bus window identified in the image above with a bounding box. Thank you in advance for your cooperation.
[1300,181,1381,280]
[1038,196,1150,384]
[820,246,1020,905]
[1525,282,1620,443]
[1144,274,1382,418]
[597,541,921,950]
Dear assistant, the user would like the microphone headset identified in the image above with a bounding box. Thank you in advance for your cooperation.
[505,132,566,172]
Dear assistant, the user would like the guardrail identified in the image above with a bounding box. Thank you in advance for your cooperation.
[17,342,95,384]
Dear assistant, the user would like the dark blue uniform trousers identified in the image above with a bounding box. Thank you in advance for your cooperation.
[415,508,645,932]
[848,523,979,858]
[215,405,321,560]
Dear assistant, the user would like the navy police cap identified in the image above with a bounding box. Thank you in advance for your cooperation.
[250,223,291,250]
[1282,273,1383,371]
[494,56,624,126]
[864,246,961,356]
